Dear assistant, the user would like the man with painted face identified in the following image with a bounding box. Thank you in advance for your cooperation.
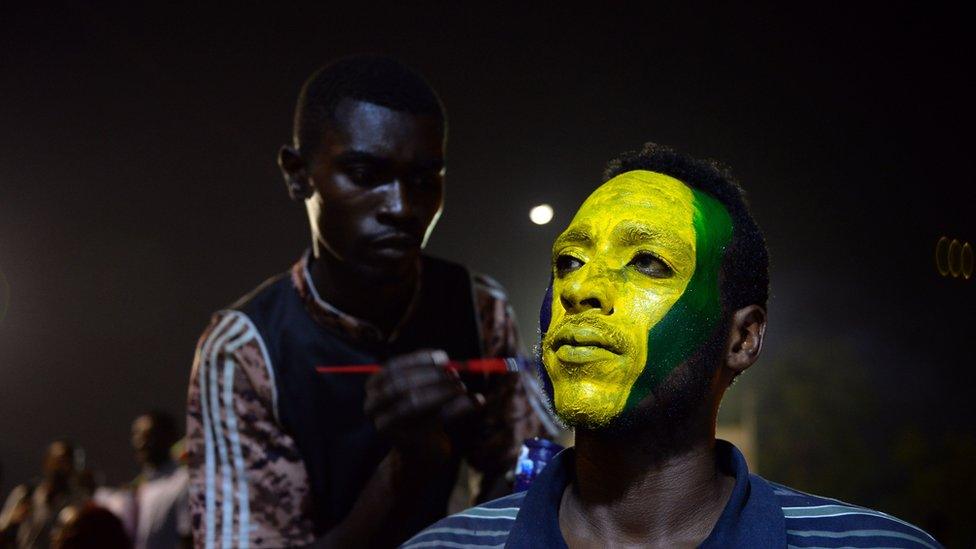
[185,56,550,548]
[405,143,940,548]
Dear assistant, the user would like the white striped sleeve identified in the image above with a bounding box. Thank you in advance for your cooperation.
[186,310,314,548]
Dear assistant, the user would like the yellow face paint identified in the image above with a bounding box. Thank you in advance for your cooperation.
[541,171,699,426]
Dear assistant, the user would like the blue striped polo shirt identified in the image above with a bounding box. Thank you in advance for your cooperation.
[402,440,940,548]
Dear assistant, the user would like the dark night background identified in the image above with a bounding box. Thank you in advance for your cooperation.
[1,3,973,545]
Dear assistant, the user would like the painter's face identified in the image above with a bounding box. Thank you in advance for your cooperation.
[541,171,731,427]
[305,98,445,280]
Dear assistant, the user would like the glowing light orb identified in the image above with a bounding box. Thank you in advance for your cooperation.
[530,204,554,225]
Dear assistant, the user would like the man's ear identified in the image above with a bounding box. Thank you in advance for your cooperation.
[278,145,313,201]
[725,304,767,376]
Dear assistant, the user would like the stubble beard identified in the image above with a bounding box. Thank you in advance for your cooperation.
[553,316,730,462]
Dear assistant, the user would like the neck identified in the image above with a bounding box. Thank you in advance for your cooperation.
[308,247,419,334]
[561,426,733,547]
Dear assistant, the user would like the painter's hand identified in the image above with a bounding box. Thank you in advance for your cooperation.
[364,349,483,462]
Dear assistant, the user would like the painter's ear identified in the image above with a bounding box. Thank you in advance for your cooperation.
[278,145,313,201]
[726,304,767,375]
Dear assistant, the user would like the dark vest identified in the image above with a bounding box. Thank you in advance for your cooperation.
[232,256,483,537]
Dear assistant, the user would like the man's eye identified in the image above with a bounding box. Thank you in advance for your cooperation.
[629,252,673,278]
[555,254,584,276]
[409,171,442,188]
[346,167,377,186]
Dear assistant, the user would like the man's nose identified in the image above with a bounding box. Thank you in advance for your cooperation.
[560,268,615,315]
[378,180,414,221]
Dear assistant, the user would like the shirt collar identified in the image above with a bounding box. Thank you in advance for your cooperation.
[290,249,421,344]
[699,440,786,548]
[506,439,785,548]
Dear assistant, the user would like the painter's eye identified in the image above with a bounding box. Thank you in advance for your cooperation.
[555,254,584,277]
[346,166,378,186]
[629,252,673,278]
[406,169,443,189]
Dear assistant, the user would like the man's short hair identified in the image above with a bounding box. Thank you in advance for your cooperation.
[293,54,447,159]
[603,143,770,311]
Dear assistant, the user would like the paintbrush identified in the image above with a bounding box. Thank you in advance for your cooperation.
[315,356,527,375]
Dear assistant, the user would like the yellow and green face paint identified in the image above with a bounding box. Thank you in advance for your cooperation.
[539,170,733,427]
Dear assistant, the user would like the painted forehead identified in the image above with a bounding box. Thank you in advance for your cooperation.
[561,170,735,270]
[560,170,696,253]
[577,170,695,211]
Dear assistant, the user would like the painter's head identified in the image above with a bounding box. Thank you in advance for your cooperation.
[539,143,769,435]
[278,55,447,281]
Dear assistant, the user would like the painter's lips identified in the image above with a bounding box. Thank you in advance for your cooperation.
[370,232,421,250]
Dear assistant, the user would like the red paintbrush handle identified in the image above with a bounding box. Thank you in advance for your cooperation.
[315,358,518,374]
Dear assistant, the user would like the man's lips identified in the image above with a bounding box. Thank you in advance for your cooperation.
[550,324,625,355]
[369,232,421,250]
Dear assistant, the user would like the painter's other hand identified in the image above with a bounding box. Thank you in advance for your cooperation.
[364,349,482,461]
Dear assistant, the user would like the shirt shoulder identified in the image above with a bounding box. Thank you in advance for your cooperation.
[0,483,32,525]
[4,483,31,504]
[400,490,527,548]
[767,479,942,548]
[187,309,313,547]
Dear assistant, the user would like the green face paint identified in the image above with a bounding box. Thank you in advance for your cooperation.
[622,187,733,409]
[541,170,733,427]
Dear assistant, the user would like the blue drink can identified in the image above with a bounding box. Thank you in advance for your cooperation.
[513,437,564,492]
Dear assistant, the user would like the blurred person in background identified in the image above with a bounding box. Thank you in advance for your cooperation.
[95,412,190,549]
[0,441,90,548]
